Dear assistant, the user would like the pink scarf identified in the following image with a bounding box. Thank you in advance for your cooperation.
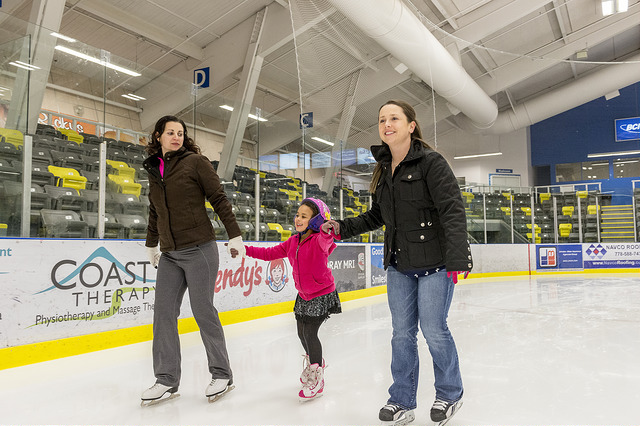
[159,157,165,177]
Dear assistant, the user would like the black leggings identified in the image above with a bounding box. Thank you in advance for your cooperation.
[297,319,323,365]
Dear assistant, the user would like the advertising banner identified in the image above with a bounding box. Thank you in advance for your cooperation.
[370,244,386,287]
[0,239,372,348]
[583,242,640,268]
[537,244,583,269]
[328,245,366,292]
[615,116,640,142]
[536,243,640,270]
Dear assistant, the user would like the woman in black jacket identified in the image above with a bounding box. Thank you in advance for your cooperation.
[322,100,471,425]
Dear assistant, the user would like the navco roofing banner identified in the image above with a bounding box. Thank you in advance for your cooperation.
[536,242,640,269]
[0,240,374,348]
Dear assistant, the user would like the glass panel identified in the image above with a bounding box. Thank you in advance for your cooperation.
[556,162,581,182]
[0,35,30,237]
[613,158,640,178]
[582,161,609,180]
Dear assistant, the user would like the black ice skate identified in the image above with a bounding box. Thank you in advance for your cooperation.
[378,403,415,426]
[430,398,463,426]
[140,383,180,407]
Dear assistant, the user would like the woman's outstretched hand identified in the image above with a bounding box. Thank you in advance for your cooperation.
[320,220,340,235]
[447,271,470,284]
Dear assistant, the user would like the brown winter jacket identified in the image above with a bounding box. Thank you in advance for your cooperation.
[144,147,241,252]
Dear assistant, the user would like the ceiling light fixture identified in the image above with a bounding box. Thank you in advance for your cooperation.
[122,93,146,101]
[54,45,141,77]
[604,90,620,100]
[311,136,335,146]
[9,61,40,71]
[50,32,76,42]
[453,152,502,160]
[218,105,267,121]
[587,150,640,158]
[602,0,628,15]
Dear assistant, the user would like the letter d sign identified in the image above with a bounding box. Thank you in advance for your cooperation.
[194,67,210,88]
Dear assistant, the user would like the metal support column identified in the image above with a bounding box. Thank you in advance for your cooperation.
[219,9,267,183]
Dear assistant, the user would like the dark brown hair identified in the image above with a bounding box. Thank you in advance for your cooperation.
[145,115,200,156]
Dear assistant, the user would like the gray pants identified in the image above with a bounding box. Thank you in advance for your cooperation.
[152,241,232,387]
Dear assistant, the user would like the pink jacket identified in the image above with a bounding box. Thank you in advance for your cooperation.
[245,231,337,300]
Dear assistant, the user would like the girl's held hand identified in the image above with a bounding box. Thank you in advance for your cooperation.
[447,271,470,284]
[320,220,340,235]
[224,243,240,258]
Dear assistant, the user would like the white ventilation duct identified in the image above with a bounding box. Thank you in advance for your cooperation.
[327,0,640,135]
[455,51,640,134]
[325,0,498,129]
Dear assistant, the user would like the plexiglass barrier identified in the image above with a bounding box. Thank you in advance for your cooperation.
[0,6,635,245]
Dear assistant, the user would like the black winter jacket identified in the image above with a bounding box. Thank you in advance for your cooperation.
[338,139,472,273]
[144,147,241,252]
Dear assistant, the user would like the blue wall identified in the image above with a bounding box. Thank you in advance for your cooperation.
[531,82,640,204]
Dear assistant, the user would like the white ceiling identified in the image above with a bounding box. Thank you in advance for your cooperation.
[4,0,640,157]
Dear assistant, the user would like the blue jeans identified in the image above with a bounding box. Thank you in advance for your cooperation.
[386,266,463,409]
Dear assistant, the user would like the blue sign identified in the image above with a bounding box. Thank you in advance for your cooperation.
[300,112,313,129]
[496,168,513,173]
[537,246,557,268]
[537,244,583,269]
[194,67,210,88]
[615,116,640,142]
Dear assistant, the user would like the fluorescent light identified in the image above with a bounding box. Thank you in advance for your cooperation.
[248,113,267,122]
[9,61,40,71]
[54,45,141,77]
[602,0,614,15]
[51,32,76,42]
[617,0,629,12]
[587,150,640,158]
[122,93,146,101]
[453,152,502,160]
[311,136,335,146]
[218,105,268,121]
[605,90,620,100]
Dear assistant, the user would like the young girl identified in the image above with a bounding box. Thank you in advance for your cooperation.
[243,198,341,401]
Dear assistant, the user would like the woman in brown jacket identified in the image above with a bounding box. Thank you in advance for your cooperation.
[140,115,245,405]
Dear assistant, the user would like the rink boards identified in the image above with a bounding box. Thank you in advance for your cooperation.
[1,239,638,367]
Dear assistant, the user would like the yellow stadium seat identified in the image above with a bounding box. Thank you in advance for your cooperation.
[576,190,588,199]
[267,223,290,241]
[521,207,531,216]
[562,206,574,216]
[57,128,84,144]
[500,206,511,216]
[526,233,541,244]
[559,223,572,237]
[587,204,600,215]
[0,128,24,149]
[106,160,136,179]
[108,174,141,196]
[48,165,87,190]
[539,193,551,203]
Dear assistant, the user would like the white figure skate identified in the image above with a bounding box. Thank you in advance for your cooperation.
[206,378,235,403]
[140,383,179,407]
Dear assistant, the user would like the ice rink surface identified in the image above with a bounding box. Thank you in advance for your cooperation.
[2,273,639,425]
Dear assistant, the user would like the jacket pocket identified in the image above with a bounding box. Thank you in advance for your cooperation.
[398,171,424,201]
[405,228,443,267]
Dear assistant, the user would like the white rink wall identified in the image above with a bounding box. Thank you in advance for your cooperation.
[1,239,638,349]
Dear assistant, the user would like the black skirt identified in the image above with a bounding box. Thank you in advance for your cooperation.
[294,289,342,323]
